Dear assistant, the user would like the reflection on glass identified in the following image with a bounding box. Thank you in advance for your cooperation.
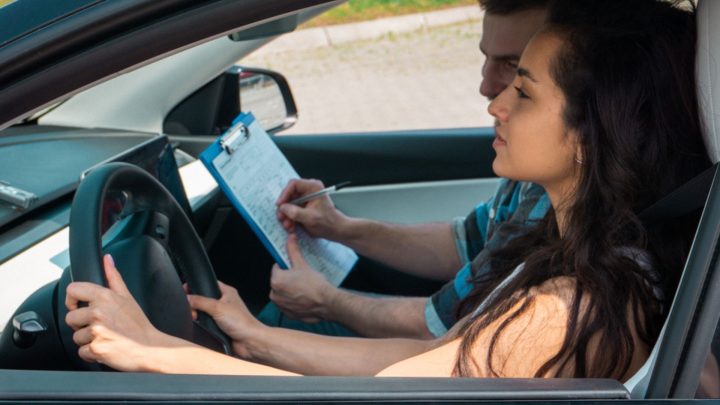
[89,136,193,240]
[100,190,127,235]
[696,323,720,398]
[239,72,286,130]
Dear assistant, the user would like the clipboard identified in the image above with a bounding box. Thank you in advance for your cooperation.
[199,113,357,286]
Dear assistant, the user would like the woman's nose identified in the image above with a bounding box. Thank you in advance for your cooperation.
[488,90,510,122]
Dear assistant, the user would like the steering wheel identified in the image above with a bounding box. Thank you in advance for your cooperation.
[57,162,231,370]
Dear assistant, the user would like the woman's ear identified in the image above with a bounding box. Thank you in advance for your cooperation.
[570,130,583,165]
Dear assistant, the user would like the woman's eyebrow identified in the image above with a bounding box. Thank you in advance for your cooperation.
[517,66,538,83]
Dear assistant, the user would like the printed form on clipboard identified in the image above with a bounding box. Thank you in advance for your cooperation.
[199,113,357,286]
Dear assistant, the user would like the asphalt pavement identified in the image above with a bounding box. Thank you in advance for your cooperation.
[242,7,493,135]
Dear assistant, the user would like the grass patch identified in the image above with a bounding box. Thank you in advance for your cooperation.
[303,0,477,27]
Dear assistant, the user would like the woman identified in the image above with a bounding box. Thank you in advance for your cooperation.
[65,0,709,379]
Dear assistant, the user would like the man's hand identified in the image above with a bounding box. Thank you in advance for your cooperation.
[269,233,335,323]
[276,178,349,240]
[65,255,175,371]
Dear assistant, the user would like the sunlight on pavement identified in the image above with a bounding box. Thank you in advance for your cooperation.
[243,21,493,135]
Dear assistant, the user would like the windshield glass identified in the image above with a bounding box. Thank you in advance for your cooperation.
[0,0,101,47]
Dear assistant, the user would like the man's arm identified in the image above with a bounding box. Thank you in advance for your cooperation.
[276,179,462,281]
[269,236,438,339]
[323,291,432,339]
[336,219,461,281]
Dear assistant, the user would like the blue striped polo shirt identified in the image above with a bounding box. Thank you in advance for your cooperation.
[424,179,550,337]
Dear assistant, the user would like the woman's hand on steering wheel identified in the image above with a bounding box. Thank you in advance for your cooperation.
[64,254,177,372]
[186,281,263,359]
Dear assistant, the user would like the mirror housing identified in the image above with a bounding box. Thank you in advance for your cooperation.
[163,66,297,135]
[234,66,298,133]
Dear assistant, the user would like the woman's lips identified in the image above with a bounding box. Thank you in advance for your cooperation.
[492,135,507,148]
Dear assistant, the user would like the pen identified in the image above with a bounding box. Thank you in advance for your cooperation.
[289,181,352,205]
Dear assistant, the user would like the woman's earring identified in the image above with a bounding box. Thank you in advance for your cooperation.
[575,157,584,165]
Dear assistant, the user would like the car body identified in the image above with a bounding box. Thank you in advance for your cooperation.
[0,0,719,403]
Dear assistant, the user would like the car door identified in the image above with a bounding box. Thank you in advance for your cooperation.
[0,0,702,402]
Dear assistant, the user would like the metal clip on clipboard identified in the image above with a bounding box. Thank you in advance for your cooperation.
[220,122,250,155]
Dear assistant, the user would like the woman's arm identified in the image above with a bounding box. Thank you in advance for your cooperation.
[131,334,300,376]
[188,277,437,375]
[240,326,436,376]
[64,256,296,375]
[66,257,597,378]
[65,255,436,375]
[191,277,577,377]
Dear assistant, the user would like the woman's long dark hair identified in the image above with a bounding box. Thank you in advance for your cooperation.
[453,0,711,379]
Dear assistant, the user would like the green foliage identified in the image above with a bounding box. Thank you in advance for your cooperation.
[304,0,477,27]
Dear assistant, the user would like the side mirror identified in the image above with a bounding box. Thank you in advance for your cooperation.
[163,66,297,136]
[234,66,298,133]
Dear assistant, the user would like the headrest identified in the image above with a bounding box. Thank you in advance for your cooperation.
[697,0,720,163]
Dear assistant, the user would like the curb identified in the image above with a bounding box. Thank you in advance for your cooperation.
[253,5,482,55]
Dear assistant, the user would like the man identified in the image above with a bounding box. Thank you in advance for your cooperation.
[258,0,551,339]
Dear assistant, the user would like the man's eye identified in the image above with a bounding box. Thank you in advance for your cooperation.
[514,86,529,99]
[505,61,518,70]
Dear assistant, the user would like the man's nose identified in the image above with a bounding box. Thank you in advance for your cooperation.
[479,66,504,99]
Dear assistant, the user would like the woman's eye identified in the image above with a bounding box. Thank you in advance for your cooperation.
[514,86,529,99]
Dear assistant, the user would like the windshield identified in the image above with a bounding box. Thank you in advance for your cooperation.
[0,0,101,48]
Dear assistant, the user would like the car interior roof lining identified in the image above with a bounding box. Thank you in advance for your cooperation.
[0,0,338,131]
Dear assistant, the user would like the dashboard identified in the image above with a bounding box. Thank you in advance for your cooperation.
[0,126,219,330]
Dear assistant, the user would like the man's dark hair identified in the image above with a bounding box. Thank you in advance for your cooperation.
[478,0,550,15]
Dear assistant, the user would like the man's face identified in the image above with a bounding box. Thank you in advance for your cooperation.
[479,8,547,100]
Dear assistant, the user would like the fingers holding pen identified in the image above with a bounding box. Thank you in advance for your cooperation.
[276,179,325,206]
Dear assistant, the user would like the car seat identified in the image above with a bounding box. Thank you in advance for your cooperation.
[625,0,720,398]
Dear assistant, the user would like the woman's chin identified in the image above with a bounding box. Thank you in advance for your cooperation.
[491,158,508,178]
[492,159,531,184]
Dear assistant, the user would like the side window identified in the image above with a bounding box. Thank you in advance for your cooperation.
[242,17,490,135]
[696,323,720,398]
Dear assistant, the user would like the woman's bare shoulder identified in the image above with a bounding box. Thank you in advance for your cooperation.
[376,282,579,378]
[531,276,589,311]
